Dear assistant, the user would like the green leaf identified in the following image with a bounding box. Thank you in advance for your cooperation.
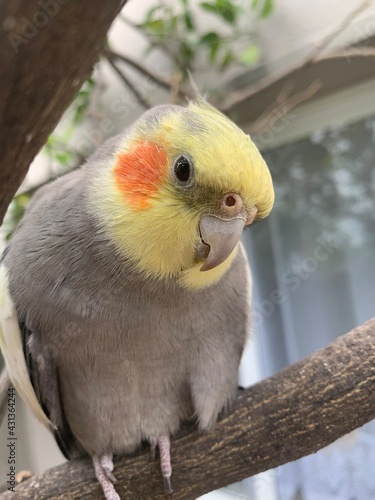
[261,0,274,17]
[238,44,260,65]
[55,151,73,166]
[208,41,220,62]
[145,5,166,23]
[73,105,87,125]
[220,50,234,69]
[199,31,220,45]
[142,19,166,35]
[166,17,178,35]
[183,11,195,31]
[251,0,274,18]
[199,32,221,62]
[221,7,236,23]
[200,0,242,24]
[46,135,57,147]
[179,40,195,65]
[200,2,218,14]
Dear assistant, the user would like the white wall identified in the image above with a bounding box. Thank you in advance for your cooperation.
[257,0,375,72]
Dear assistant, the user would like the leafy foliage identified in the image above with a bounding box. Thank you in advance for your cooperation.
[137,0,274,75]
[252,0,274,18]
[43,77,95,168]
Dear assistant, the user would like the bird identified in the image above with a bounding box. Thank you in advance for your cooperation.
[0,98,274,500]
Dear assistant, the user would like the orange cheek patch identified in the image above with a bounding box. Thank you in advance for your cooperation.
[113,140,169,209]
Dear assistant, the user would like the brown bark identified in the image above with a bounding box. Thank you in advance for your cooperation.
[0,317,374,499]
[0,0,126,224]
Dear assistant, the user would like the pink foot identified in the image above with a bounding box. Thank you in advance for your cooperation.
[93,454,120,500]
[157,436,173,494]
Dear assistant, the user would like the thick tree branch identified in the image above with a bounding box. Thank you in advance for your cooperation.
[1,317,374,499]
[0,0,126,224]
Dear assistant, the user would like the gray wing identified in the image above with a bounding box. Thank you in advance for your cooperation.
[1,246,84,460]
[20,314,86,460]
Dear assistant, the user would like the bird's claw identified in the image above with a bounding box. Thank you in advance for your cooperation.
[152,435,173,494]
[104,469,117,484]
[163,474,173,495]
[150,438,157,461]
[94,437,173,498]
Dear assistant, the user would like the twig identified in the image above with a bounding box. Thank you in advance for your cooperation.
[118,14,177,61]
[239,44,375,126]
[320,45,375,60]
[1,317,374,499]
[222,0,372,112]
[104,48,193,100]
[249,80,322,134]
[169,72,183,104]
[86,67,107,142]
[106,57,151,109]
[308,0,373,62]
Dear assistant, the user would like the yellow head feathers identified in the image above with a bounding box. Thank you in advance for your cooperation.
[89,99,274,289]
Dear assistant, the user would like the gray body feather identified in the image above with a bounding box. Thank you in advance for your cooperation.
[3,134,250,458]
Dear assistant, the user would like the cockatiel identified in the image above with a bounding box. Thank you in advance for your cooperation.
[0,99,274,499]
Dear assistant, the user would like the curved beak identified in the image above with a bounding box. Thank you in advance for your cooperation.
[197,215,246,272]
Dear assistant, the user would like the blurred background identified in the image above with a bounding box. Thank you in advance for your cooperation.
[1,0,375,498]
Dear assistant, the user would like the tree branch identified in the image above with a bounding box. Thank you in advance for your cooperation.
[106,56,152,109]
[0,0,126,224]
[103,48,193,100]
[248,80,322,134]
[1,317,374,499]
[321,46,375,60]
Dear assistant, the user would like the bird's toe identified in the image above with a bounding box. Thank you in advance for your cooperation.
[93,454,120,500]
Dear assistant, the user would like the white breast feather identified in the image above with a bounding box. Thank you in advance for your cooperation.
[0,264,49,426]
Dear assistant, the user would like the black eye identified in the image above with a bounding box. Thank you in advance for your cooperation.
[173,155,193,184]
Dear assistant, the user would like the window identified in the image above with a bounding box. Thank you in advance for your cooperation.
[246,113,375,499]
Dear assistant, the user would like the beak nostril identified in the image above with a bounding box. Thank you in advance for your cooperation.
[225,195,236,207]
[220,192,243,215]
